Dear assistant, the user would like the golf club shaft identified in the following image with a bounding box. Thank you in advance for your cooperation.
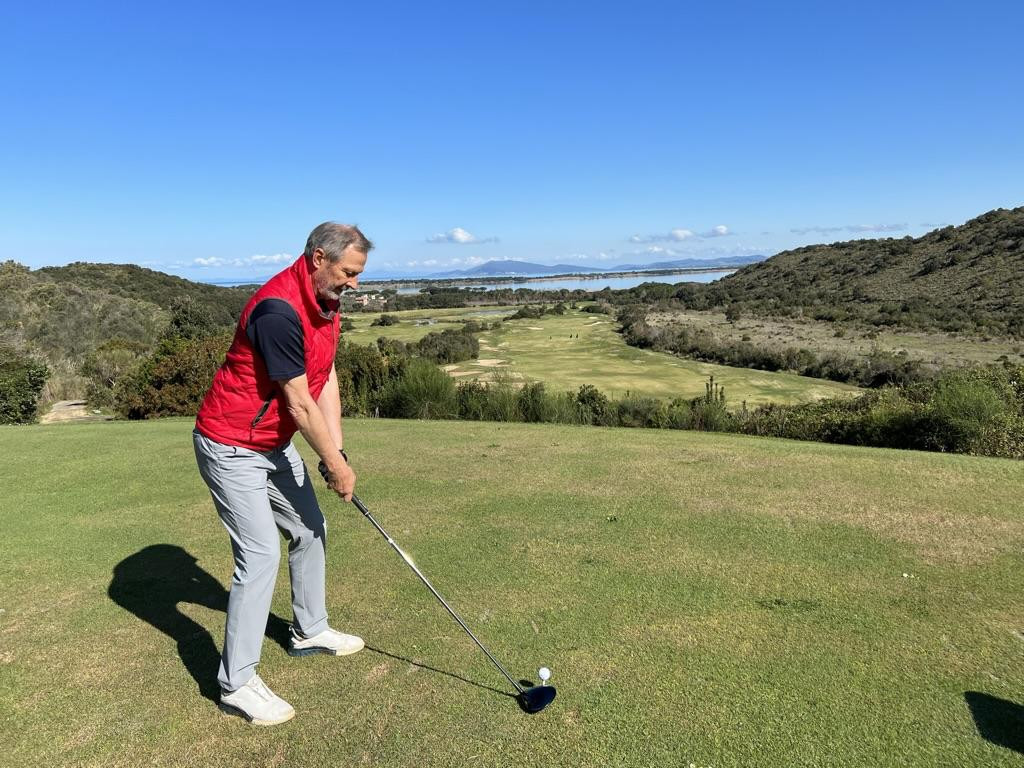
[350,494,525,694]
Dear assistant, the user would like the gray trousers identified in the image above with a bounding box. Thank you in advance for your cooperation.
[193,430,329,692]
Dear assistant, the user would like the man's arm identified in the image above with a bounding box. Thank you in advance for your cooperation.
[280,373,355,501]
[316,363,343,451]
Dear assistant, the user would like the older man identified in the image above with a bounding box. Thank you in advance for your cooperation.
[192,222,372,725]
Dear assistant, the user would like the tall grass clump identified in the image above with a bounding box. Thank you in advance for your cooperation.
[380,357,458,420]
[481,375,522,422]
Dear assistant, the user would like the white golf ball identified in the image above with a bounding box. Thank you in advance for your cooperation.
[538,666,551,682]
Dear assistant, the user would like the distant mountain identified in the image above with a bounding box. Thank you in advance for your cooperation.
[697,207,1024,335]
[432,260,601,278]
[430,255,760,279]
[610,255,764,271]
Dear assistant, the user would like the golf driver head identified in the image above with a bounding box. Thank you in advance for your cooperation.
[518,684,557,714]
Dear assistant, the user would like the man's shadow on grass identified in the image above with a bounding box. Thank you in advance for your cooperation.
[108,544,291,702]
[109,545,511,703]
[965,691,1024,755]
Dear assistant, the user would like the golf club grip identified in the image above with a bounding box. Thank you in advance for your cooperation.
[351,494,371,516]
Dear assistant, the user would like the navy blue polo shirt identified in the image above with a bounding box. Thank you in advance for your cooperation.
[246,299,305,381]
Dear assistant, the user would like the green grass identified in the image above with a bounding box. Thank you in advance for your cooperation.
[2,418,1023,766]
[346,307,859,405]
[343,305,516,345]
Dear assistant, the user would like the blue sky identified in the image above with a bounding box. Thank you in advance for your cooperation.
[2,1,1022,281]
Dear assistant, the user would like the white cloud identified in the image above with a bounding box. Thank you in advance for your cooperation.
[423,259,438,266]
[703,225,730,237]
[790,223,907,235]
[426,226,499,244]
[248,253,293,264]
[192,252,295,269]
[630,226,728,243]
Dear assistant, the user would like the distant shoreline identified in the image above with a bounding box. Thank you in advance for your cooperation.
[359,266,742,291]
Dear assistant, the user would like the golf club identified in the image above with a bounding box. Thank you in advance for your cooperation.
[350,494,557,714]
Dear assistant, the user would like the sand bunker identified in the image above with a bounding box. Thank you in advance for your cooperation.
[474,359,507,367]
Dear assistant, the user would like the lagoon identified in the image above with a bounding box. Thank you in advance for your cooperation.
[385,270,735,294]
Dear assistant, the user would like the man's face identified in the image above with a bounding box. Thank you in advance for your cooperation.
[310,245,367,304]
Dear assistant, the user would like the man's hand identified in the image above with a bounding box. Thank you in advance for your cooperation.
[318,450,356,502]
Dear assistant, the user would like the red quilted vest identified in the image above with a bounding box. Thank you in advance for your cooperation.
[195,254,340,450]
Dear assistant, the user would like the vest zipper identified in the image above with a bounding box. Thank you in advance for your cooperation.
[251,396,273,427]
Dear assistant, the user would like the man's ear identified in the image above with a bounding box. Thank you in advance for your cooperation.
[311,248,326,268]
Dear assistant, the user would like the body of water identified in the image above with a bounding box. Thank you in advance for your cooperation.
[388,270,734,294]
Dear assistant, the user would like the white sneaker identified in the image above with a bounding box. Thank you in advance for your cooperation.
[219,674,295,726]
[289,626,365,657]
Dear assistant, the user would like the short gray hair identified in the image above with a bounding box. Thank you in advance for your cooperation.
[305,222,374,261]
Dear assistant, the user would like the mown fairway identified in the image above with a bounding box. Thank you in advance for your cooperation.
[2,419,1022,767]
[345,306,858,405]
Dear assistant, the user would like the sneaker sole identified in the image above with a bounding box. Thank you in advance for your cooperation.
[219,702,295,726]
[287,641,365,658]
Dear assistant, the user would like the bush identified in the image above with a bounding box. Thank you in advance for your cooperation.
[547,391,583,425]
[575,384,613,426]
[371,314,399,327]
[416,328,479,364]
[0,346,49,424]
[518,382,553,423]
[733,364,1024,458]
[616,395,668,428]
[82,339,149,408]
[666,398,692,429]
[162,296,226,341]
[335,339,402,416]
[456,380,489,420]
[920,367,1023,455]
[482,376,522,422]
[380,358,458,420]
[114,333,230,419]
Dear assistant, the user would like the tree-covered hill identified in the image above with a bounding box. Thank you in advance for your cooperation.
[0,260,253,359]
[677,207,1024,335]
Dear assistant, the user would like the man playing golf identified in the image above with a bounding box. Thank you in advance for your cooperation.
[192,222,372,725]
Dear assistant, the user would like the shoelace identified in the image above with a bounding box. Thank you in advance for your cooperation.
[248,675,275,702]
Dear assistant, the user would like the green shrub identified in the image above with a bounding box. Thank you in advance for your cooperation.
[616,395,668,428]
[666,398,692,429]
[575,384,613,426]
[335,339,402,416]
[380,358,457,420]
[416,328,479,364]
[518,382,553,423]
[371,314,399,327]
[82,339,149,408]
[547,391,583,425]
[0,346,49,424]
[456,380,489,420]
[482,376,522,422]
[113,333,230,419]
[921,368,1023,455]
